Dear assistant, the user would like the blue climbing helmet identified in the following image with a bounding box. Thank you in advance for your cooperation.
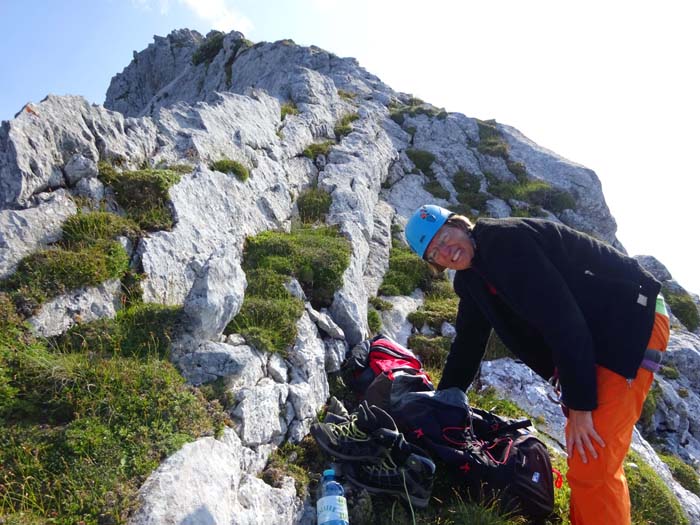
[405,204,453,259]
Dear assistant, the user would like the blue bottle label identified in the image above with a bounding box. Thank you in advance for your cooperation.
[317,495,349,524]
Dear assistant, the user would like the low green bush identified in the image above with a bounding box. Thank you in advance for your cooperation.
[367,308,382,335]
[407,279,458,330]
[506,161,528,183]
[407,334,451,370]
[302,140,335,160]
[281,102,299,120]
[659,365,680,380]
[388,100,447,127]
[406,148,436,175]
[369,296,392,311]
[626,450,689,525]
[640,381,661,430]
[297,187,331,223]
[659,453,700,496]
[262,439,325,499]
[424,180,450,200]
[242,226,351,308]
[98,163,182,230]
[334,113,360,139]
[378,240,432,297]
[337,89,357,101]
[477,119,509,158]
[58,303,182,359]
[191,31,225,65]
[1,241,129,316]
[210,159,250,182]
[485,173,575,215]
[0,332,224,522]
[61,211,141,247]
[663,285,700,331]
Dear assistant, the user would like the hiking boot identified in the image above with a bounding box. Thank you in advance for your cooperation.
[323,396,351,425]
[344,441,436,508]
[311,401,401,462]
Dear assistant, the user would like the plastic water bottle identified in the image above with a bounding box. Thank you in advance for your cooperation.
[317,468,349,525]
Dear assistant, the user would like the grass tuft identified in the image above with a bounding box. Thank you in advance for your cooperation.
[334,113,360,139]
[191,31,225,65]
[98,163,181,230]
[61,211,141,247]
[210,159,250,182]
[658,453,700,496]
[662,285,700,331]
[378,239,432,297]
[302,140,335,160]
[476,119,509,158]
[297,187,332,224]
[281,102,299,120]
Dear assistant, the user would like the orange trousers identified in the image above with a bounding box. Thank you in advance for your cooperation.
[566,311,670,525]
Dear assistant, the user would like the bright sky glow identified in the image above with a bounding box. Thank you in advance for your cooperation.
[1,0,697,294]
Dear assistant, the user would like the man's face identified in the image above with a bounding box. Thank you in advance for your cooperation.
[424,225,475,270]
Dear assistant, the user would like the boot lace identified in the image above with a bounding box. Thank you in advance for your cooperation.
[328,414,369,441]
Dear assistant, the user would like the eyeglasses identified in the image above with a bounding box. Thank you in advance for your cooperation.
[425,229,450,264]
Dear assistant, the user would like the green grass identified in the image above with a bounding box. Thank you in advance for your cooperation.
[297,187,331,223]
[367,307,382,335]
[55,303,183,359]
[640,381,661,431]
[280,102,299,120]
[485,173,575,214]
[302,140,335,160]
[407,279,458,331]
[191,31,225,65]
[476,119,509,159]
[406,149,436,176]
[388,100,448,126]
[662,285,700,331]
[659,365,680,380]
[378,239,432,297]
[0,241,129,317]
[658,453,700,496]
[468,387,528,419]
[626,450,689,525]
[338,89,357,101]
[407,334,451,370]
[60,211,141,248]
[424,180,450,200]
[98,163,182,230]
[369,296,392,311]
[209,159,250,182]
[0,315,224,523]
[453,170,489,214]
[334,112,360,139]
[227,226,351,354]
[261,438,326,499]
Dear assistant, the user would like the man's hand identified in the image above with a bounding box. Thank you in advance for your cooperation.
[566,409,605,464]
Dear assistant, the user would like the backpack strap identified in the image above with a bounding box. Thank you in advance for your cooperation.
[482,418,532,439]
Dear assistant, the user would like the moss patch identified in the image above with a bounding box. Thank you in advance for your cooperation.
[485,173,575,215]
[1,241,129,317]
[262,438,326,499]
[626,450,689,525]
[334,112,360,139]
[659,453,700,496]
[369,296,392,311]
[297,187,331,224]
[367,307,382,335]
[406,149,436,176]
[640,381,661,430]
[407,334,450,370]
[192,31,225,65]
[210,159,250,182]
[407,278,458,331]
[662,285,700,331]
[98,163,182,230]
[476,119,509,158]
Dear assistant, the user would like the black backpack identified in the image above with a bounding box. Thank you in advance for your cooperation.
[390,388,556,521]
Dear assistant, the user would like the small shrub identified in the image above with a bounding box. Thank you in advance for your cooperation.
[61,211,141,247]
[367,308,382,335]
[424,180,450,200]
[210,159,250,182]
[297,187,332,223]
[302,140,335,160]
[678,388,689,398]
[192,31,225,65]
[229,296,304,355]
[369,296,392,311]
[485,173,575,215]
[663,285,700,331]
[626,450,689,525]
[405,149,436,175]
[98,165,181,230]
[659,453,700,496]
[378,241,432,297]
[262,437,326,499]
[334,112,360,139]
[407,278,458,331]
[640,381,661,430]
[407,334,450,369]
[1,241,129,315]
[506,161,528,183]
[280,102,299,120]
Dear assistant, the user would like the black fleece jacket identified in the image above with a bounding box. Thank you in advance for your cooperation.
[436,218,661,411]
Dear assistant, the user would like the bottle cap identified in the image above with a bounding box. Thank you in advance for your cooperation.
[323,469,335,477]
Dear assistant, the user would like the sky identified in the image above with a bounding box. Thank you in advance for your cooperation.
[1,0,698,294]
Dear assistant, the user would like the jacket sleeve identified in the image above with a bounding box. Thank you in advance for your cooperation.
[437,290,492,391]
[490,233,598,410]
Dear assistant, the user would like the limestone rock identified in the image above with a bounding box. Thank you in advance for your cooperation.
[0,190,76,278]
[636,255,674,282]
[27,279,122,337]
[378,290,425,348]
[177,340,265,388]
